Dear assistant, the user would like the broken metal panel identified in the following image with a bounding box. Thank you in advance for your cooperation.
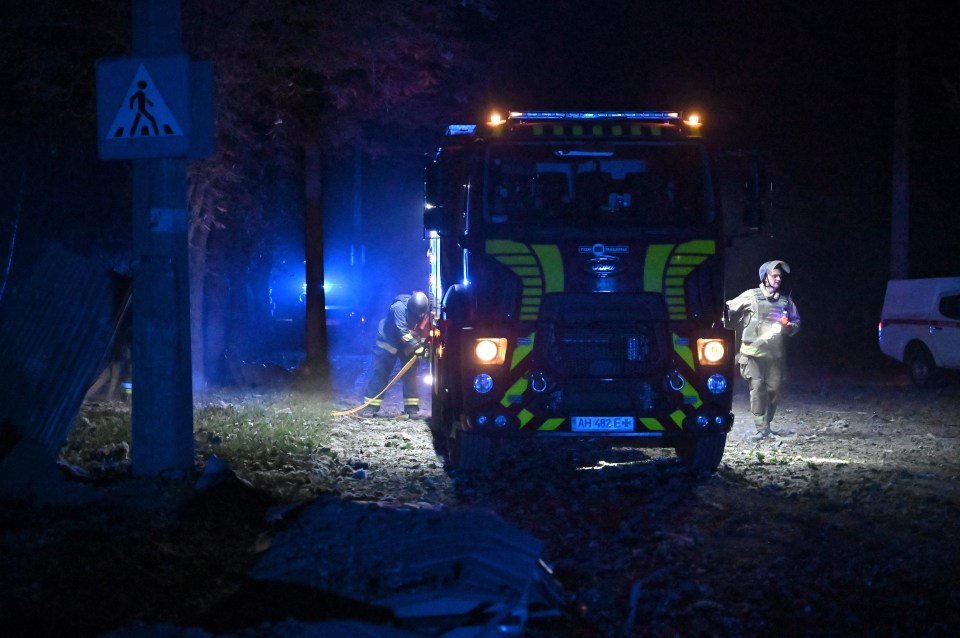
[251,498,567,636]
[0,246,129,459]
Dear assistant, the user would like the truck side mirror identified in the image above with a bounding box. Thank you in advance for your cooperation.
[424,161,459,236]
[717,149,766,237]
[423,205,444,233]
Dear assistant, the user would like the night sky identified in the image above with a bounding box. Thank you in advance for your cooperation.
[2,0,958,373]
[468,1,960,369]
[359,0,960,370]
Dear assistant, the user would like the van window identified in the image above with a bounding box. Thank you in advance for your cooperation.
[940,294,960,320]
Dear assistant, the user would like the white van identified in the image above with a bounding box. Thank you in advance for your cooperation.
[878,277,960,386]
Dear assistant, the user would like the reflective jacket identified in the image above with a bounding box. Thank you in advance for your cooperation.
[725,286,800,359]
[375,295,426,357]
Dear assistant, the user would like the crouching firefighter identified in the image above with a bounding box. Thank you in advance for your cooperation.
[362,291,430,418]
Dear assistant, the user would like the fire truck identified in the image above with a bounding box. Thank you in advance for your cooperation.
[424,111,755,472]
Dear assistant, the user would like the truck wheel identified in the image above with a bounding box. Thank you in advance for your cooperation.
[429,391,454,459]
[906,344,942,388]
[674,432,727,474]
[450,429,491,472]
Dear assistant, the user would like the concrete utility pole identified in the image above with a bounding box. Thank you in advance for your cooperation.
[129,0,193,476]
[96,0,213,476]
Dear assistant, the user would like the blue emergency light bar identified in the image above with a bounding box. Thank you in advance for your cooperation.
[508,111,681,121]
[446,124,477,136]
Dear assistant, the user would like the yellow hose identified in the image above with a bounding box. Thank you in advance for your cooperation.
[330,355,419,417]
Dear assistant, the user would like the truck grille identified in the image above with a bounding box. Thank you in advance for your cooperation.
[537,293,669,379]
[548,325,662,377]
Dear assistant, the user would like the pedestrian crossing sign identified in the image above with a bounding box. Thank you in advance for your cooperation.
[106,64,184,139]
[96,54,214,160]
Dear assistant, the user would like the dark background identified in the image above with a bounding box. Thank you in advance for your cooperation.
[1,0,958,380]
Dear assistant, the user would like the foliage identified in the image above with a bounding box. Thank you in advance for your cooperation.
[182,0,496,222]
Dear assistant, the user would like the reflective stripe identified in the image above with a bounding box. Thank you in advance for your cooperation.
[376,340,398,355]
[364,397,383,407]
[403,398,419,406]
[510,332,535,370]
[673,333,695,371]
[644,241,716,320]
[538,417,564,431]
[640,417,664,431]
[486,240,565,321]
[502,377,529,408]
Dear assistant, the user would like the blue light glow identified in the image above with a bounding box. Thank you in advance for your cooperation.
[473,373,493,394]
[509,111,680,121]
[707,374,728,394]
[447,124,477,136]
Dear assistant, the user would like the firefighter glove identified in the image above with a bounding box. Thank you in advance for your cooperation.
[414,344,427,359]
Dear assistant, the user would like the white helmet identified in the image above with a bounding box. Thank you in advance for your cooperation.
[759,260,790,283]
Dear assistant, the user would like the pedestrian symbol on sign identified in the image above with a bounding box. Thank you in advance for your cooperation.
[106,64,184,139]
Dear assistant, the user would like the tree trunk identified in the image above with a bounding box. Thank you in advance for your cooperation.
[302,143,331,391]
[890,0,910,279]
[188,200,212,396]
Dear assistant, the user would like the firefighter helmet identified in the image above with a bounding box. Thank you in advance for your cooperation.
[407,291,429,321]
[759,260,790,283]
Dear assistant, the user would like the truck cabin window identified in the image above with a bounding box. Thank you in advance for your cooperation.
[484,143,710,227]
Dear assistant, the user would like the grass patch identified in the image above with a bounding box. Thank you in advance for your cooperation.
[64,394,336,480]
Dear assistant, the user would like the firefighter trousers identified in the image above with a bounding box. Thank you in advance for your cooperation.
[363,347,420,414]
[738,355,784,431]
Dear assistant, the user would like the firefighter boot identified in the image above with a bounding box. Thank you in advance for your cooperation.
[751,414,770,439]
[764,406,782,436]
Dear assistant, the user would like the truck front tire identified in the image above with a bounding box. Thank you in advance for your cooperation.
[674,432,727,474]
[449,428,492,472]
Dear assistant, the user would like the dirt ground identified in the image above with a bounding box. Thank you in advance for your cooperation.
[2,359,959,637]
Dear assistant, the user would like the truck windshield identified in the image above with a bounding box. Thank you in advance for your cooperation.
[483,141,712,228]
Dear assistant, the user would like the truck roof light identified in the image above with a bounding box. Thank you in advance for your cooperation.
[508,111,682,121]
[446,124,476,136]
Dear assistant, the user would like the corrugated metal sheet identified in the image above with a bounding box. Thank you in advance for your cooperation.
[0,246,129,458]
[251,498,567,636]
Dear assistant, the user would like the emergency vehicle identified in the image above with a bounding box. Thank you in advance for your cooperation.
[879,277,960,387]
[424,111,753,471]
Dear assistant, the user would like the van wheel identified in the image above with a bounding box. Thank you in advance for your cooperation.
[674,432,727,474]
[906,344,942,388]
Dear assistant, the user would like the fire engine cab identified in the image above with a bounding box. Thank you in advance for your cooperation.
[424,111,749,472]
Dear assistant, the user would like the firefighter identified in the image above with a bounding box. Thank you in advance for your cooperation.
[725,260,801,439]
[361,291,430,418]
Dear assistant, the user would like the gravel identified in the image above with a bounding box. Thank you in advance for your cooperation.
[2,359,959,637]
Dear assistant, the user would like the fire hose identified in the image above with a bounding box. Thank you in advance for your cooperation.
[330,354,419,417]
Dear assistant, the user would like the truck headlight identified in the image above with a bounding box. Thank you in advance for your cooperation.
[697,338,726,365]
[474,338,508,365]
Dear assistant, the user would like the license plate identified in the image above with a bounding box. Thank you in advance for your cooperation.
[571,415,635,432]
